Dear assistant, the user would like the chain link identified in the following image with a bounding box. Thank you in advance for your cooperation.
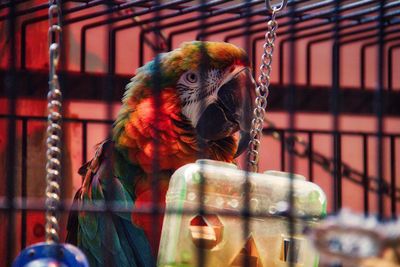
[248,11,279,173]
[45,0,62,243]
[265,0,288,13]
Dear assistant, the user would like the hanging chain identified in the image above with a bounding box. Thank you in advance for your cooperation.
[45,0,62,243]
[248,10,279,173]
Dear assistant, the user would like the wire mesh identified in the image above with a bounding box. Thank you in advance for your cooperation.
[0,0,399,266]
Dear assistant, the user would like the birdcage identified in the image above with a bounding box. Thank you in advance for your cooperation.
[0,0,399,266]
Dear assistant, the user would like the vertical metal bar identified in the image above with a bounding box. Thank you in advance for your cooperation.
[139,30,145,67]
[104,2,115,266]
[360,44,366,90]
[287,2,296,267]
[363,134,369,215]
[21,119,28,250]
[306,42,312,88]
[80,28,86,73]
[388,45,393,91]
[21,24,27,70]
[80,121,88,186]
[5,0,17,264]
[279,40,284,85]
[252,38,257,79]
[307,132,313,182]
[167,34,173,51]
[197,1,210,266]
[150,0,162,259]
[81,121,87,165]
[390,136,396,219]
[331,1,342,212]
[242,2,252,266]
[108,29,116,74]
[280,130,285,171]
[334,133,342,209]
[332,129,343,212]
[376,0,385,221]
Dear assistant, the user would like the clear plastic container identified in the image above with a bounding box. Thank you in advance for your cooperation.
[158,160,326,267]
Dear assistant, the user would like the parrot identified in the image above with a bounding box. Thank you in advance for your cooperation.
[66,41,256,267]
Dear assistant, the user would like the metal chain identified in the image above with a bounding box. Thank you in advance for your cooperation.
[45,0,62,243]
[263,118,400,201]
[248,10,279,173]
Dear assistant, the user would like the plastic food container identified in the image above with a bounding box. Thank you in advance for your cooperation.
[158,160,326,267]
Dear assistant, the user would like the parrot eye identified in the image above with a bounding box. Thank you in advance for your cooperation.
[185,72,198,84]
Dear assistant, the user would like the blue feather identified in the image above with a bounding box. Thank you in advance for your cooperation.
[67,141,155,267]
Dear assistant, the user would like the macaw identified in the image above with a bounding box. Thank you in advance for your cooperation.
[66,41,256,267]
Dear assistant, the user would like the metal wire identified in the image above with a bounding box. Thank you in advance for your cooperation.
[45,0,62,243]
[262,119,400,201]
[0,0,399,265]
[4,0,17,265]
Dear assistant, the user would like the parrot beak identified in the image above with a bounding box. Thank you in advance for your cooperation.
[195,65,256,157]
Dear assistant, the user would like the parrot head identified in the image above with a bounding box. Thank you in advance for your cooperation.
[177,53,254,143]
[114,41,256,173]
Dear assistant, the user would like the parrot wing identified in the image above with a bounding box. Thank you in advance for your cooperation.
[66,140,155,267]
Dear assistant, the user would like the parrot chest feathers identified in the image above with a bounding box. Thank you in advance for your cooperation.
[114,89,200,173]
